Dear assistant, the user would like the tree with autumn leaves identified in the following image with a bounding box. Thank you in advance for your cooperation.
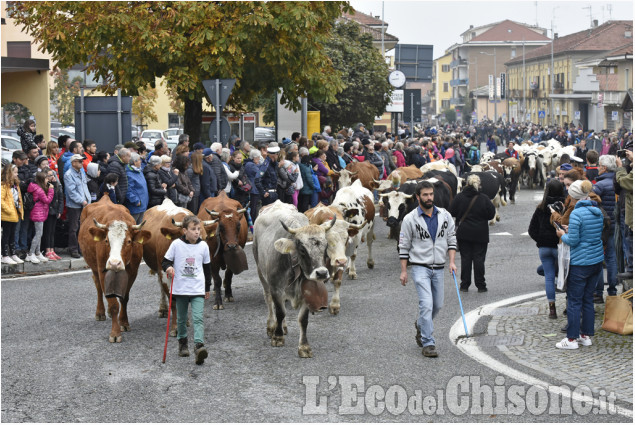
[9,1,355,142]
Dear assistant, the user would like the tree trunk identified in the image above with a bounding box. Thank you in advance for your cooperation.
[184,99,203,144]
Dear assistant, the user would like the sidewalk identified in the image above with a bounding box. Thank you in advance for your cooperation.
[1,251,88,277]
[487,290,633,404]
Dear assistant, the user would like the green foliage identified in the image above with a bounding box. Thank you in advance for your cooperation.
[9,1,351,113]
[2,102,32,127]
[442,108,456,123]
[462,98,473,124]
[49,68,82,126]
[132,85,158,127]
[309,21,391,131]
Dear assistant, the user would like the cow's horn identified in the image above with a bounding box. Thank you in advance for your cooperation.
[237,201,250,215]
[323,216,336,231]
[350,171,358,176]
[373,178,382,184]
[206,208,220,218]
[379,193,390,197]
[348,220,367,230]
[403,194,414,199]
[202,219,218,226]
[131,220,146,230]
[171,218,183,228]
[93,218,107,229]
[280,220,298,235]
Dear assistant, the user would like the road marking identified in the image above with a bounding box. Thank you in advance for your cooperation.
[2,268,93,281]
[520,232,529,236]
[490,232,512,236]
[449,291,633,418]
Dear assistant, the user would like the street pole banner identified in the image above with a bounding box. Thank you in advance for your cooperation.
[488,75,494,101]
[500,73,506,100]
[387,90,404,113]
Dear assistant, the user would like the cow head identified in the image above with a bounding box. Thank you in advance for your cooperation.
[526,153,536,170]
[162,217,218,241]
[205,203,248,251]
[89,218,151,271]
[274,218,336,282]
[380,190,413,228]
[338,169,357,188]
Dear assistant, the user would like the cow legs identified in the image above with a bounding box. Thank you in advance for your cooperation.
[297,304,313,358]
[119,294,131,332]
[212,265,224,310]
[92,272,106,321]
[366,221,375,269]
[223,270,235,302]
[347,250,358,280]
[157,271,169,318]
[106,297,122,343]
[329,269,343,315]
[271,294,286,347]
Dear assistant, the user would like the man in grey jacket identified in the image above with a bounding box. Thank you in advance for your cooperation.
[64,154,92,258]
[398,180,457,358]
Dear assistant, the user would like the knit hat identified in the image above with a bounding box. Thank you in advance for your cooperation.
[560,163,573,171]
[568,180,592,200]
[34,155,48,167]
[193,142,206,151]
[86,162,100,178]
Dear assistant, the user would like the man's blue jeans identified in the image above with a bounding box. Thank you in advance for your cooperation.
[538,247,558,302]
[566,262,602,340]
[14,218,31,252]
[411,266,444,348]
[595,233,617,296]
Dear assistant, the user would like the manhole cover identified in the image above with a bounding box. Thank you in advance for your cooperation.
[491,307,539,316]
[459,335,525,347]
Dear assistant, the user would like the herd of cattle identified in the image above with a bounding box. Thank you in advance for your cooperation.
[77,138,571,357]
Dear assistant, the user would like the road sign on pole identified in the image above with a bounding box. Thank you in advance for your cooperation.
[538,110,546,119]
[203,79,236,146]
[209,117,231,145]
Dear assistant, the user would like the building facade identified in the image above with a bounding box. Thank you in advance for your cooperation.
[431,52,452,117]
[506,20,633,130]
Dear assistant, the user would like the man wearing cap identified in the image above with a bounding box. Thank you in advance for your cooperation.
[200,148,219,204]
[64,154,91,258]
[192,142,205,155]
[260,142,280,206]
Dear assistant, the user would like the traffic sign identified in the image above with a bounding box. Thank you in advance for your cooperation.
[209,117,231,145]
[203,79,236,111]
[538,110,545,119]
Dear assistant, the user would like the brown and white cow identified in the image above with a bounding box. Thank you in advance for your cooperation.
[142,198,217,336]
[332,179,376,280]
[79,196,151,343]
[305,203,365,314]
[198,191,249,310]
[375,165,424,191]
[337,161,380,191]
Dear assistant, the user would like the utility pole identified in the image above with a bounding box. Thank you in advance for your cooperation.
[381,2,385,59]
[523,37,526,123]
[550,7,558,126]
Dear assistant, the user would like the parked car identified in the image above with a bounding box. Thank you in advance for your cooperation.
[164,128,183,143]
[50,128,76,140]
[1,135,21,166]
[131,125,142,140]
[139,129,167,149]
[254,127,276,144]
[1,128,19,139]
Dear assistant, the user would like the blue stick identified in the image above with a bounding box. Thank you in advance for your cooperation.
[452,270,469,338]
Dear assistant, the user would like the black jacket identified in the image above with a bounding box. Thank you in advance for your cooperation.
[144,166,168,208]
[449,187,496,243]
[201,160,218,199]
[106,155,129,204]
[528,196,565,248]
[325,148,342,172]
[210,153,227,192]
[158,167,179,203]
[48,179,65,217]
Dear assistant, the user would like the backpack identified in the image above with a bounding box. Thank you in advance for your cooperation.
[22,191,35,213]
[236,167,252,193]
[469,147,480,165]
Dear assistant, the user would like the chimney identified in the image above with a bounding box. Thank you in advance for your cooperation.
[593,19,598,28]
[470,25,474,29]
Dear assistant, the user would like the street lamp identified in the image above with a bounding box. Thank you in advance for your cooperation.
[479,49,497,122]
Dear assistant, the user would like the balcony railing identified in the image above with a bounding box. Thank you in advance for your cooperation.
[450,78,469,87]
[450,97,466,105]
[592,91,624,105]
[450,59,468,68]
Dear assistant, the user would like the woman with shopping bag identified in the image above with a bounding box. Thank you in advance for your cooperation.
[554,180,604,350]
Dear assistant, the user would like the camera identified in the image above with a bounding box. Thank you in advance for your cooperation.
[617,149,627,159]
[548,201,564,214]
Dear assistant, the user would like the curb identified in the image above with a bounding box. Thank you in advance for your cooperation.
[1,257,88,278]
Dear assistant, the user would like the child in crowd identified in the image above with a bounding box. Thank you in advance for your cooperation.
[26,171,54,263]
[162,215,211,365]
[1,164,24,264]
[99,172,119,203]
[585,150,600,184]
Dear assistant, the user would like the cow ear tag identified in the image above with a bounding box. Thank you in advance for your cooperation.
[93,235,102,241]
[136,237,144,244]
[165,234,172,240]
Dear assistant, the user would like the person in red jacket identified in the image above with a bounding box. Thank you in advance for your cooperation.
[504,142,519,159]
[26,171,54,264]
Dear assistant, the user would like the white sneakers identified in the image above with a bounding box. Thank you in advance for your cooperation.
[556,335,593,350]
[10,255,24,264]
[36,253,48,263]
[25,253,40,264]
[2,256,17,265]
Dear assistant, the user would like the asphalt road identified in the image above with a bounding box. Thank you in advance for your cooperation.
[1,186,630,422]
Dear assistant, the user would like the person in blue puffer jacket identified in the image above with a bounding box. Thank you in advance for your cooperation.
[555,180,604,350]
[592,155,617,299]
[125,153,149,224]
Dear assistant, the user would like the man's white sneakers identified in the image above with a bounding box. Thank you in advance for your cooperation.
[556,335,592,349]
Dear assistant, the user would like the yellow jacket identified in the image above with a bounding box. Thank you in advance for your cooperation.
[1,183,23,223]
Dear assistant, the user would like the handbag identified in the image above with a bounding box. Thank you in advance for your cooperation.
[601,289,633,335]
[556,243,570,290]
[177,192,191,205]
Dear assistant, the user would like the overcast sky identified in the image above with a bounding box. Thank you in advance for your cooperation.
[349,0,634,58]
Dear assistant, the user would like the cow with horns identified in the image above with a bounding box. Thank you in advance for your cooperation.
[142,198,217,336]
[78,196,151,343]
[198,191,249,310]
[305,203,366,314]
[253,201,337,358]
